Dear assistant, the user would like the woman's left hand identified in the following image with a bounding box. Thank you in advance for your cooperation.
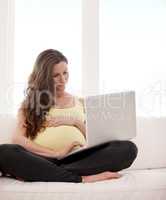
[70,117,86,138]
[44,116,74,127]
[45,116,86,138]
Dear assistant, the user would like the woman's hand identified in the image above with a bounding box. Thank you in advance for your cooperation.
[73,119,86,138]
[49,141,84,159]
[44,116,75,127]
[44,116,86,138]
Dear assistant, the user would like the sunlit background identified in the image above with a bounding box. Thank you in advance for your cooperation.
[14,0,82,113]
[3,0,166,116]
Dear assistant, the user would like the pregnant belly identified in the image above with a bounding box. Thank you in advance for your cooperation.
[33,126,87,151]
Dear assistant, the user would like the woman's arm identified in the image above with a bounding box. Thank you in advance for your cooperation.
[45,116,86,138]
[11,109,81,158]
[74,119,86,138]
[12,133,82,159]
[76,97,86,138]
[11,109,56,157]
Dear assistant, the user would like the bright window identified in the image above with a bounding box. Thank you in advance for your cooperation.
[100,0,166,116]
[14,0,82,113]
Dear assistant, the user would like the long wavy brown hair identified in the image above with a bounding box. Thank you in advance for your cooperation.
[21,49,68,140]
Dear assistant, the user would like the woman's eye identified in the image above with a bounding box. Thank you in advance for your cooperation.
[63,71,68,74]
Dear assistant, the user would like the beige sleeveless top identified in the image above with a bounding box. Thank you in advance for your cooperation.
[33,97,86,151]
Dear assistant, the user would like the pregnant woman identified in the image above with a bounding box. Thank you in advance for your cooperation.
[0,49,138,183]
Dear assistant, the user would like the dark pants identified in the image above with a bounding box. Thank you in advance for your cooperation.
[0,140,138,183]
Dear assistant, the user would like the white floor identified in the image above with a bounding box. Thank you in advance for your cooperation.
[0,168,166,200]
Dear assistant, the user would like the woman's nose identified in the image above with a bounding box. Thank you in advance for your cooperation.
[59,75,66,83]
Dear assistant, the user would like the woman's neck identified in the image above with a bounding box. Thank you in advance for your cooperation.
[54,91,74,107]
[55,91,68,99]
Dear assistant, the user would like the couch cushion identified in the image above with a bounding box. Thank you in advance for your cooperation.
[0,115,166,170]
[0,114,16,144]
[129,117,166,170]
[0,168,166,200]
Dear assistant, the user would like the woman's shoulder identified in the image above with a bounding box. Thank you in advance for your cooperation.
[17,107,27,128]
[77,96,84,105]
[66,92,84,105]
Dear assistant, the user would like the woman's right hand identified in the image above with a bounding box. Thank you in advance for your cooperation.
[50,141,84,159]
[44,115,75,128]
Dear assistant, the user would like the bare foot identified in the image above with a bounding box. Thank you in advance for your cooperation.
[82,171,122,183]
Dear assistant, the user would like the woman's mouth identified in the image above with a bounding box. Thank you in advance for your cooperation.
[56,84,65,89]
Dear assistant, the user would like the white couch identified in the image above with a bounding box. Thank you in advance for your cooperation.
[0,115,166,200]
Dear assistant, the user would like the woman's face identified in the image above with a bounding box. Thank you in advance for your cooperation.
[52,61,69,93]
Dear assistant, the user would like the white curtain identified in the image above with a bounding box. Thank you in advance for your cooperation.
[100,0,166,117]
[2,0,166,117]
[0,0,15,115]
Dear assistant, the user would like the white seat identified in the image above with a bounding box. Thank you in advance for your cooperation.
[0,168,166,200]
[0,115,166,200]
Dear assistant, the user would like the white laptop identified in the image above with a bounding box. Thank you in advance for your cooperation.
[58,91,136,160]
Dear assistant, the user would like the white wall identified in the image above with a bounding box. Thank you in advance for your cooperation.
[82,0,99,96]
[0,0,100,115]
[0,0,15,115]
[2,0,165,118]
